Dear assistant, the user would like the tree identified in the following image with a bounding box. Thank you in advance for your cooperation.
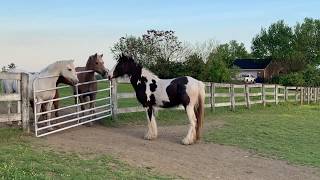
[213,40,250,67]
[294,18,320,65]
[111,30,184,69]
[183,53,205,80]
[203,52,232,83]
[1,66,7,72]
[251,20,294,61]
[7,63,16,69]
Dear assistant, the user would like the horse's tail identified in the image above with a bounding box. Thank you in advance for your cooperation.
[195,81,205,140]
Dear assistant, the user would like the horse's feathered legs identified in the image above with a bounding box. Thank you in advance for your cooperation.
[144,107,158,140]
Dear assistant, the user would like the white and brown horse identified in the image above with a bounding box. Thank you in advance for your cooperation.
[108,55,205,145]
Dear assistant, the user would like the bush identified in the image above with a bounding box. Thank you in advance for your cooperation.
[277,72,305,86]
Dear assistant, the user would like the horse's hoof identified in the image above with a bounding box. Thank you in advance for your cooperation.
[181,137,194,145]
[144,133,157,140]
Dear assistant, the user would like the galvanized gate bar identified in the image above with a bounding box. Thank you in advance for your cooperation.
[33,72,112,137]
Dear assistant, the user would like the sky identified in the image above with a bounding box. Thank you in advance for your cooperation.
[0,0,319,71]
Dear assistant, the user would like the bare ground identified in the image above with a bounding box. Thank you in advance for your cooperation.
[37,121,320,180]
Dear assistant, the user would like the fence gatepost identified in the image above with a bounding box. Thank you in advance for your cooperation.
[275,84,279,105]
[307,87,310,104]
[295,86,299,103]
[284,86,288,102]
[111,79,118,120]
[20,73,30,133]
[211,83,215,111]
[315,87,318,103]
[262,84,266,107]
[300,87,304,105]
[245,84,251,109]
[230,84,235,111]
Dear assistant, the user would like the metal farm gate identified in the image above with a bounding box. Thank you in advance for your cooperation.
[33,71,112,137]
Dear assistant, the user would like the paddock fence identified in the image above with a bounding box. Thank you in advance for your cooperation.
[0,72,30,132]
[33,71,112,137]
[110,80,320,118]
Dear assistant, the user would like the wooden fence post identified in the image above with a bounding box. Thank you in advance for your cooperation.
[315,87,318,103]
[284,86,288,102]
[307,87,310,104]
[300,87,304,105]
[230,84,235,111]
[211,83,215,111]
[111,79,118,120]
[262,84,266,107]
[20,73,30,133]
[245,84,251,109]
[295,86,299,103]
[275,84,279,105]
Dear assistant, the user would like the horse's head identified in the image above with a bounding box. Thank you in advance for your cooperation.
[108,54,138,79]
[86,53,108,78]
[59,60,79,85]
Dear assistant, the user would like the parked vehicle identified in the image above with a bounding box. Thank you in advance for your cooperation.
[240,74,256,83]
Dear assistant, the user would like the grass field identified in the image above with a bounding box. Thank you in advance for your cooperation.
[0,129,173,179]
[1,81,320,175]
[0,104,319,178]
[204,104,320,167]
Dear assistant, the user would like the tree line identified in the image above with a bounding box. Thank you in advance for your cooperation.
[111,18,320,87]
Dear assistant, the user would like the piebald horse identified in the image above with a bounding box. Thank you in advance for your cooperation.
[108,55,205,145]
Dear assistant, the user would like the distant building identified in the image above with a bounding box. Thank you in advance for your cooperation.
[233,59,285,82]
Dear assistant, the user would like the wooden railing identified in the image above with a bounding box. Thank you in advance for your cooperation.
[110,80,320,118]
[0,72,30,132]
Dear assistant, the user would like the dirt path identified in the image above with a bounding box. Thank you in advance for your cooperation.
[40,122,319,180]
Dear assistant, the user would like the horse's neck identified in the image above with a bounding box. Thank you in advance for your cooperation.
[37,65,60,88]
[130,68,159,90]
[84,67,95,81]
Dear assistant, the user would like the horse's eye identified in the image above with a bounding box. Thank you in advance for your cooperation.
[96,62,99,65]
[68,68,72,71]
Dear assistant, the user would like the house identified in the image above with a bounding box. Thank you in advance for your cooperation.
[233,59,285,82]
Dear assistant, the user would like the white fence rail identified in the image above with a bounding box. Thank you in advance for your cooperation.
[0,72,30,132]
[110,80,320,118]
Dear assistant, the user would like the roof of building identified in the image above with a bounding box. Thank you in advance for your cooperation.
[233,58,271,69]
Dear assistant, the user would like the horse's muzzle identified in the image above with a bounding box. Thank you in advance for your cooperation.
[72,79,79,85]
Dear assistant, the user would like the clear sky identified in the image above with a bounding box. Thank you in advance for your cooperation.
[0,0,319,71]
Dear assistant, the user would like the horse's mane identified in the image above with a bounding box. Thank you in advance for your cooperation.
[119,54,158,78]
[40,60,74,73]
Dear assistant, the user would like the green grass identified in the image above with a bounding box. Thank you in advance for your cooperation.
[204,104,320,167]
[0,129,174,180]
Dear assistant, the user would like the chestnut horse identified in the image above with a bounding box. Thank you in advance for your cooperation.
[74,53,108,123]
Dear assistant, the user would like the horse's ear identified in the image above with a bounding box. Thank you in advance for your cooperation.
[101,54,103,58]
[94,53,97,57]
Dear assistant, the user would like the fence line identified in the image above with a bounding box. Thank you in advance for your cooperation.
[0,72,30,133]
[111,81,320,118]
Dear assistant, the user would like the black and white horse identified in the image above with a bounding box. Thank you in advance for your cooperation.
[108,55,205,145]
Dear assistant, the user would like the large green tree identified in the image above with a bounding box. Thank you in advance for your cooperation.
[183,53,205,80]
[111,30,184,69]
[203,52,232,83]
[214,40,250,67]
[294,18,320,65]
[252,20,294,61]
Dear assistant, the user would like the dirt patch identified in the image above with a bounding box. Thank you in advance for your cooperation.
[38,122,319,180]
